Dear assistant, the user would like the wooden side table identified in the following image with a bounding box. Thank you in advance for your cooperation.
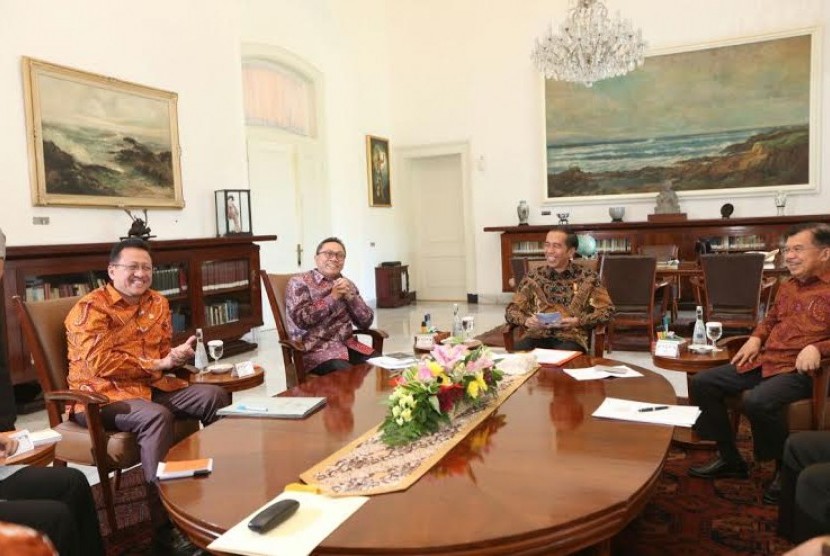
[375,265,416,308]
[653,349,730,448]
[189,365,265,394]
[0,432,56,467]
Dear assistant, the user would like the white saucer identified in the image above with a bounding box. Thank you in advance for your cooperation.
[688,344,715,354]
[208,363,234,374]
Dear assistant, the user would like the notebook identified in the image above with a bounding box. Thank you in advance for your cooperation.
[217,397,327,419]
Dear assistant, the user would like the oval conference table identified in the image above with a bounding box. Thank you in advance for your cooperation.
[160,356,676,555]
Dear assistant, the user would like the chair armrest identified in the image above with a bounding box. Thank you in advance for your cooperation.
[591,325,606,358]
[502,323,519,353]
[45,390,109,406]
[279,339,307,353]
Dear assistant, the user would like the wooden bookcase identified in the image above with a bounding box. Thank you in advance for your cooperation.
[484,214,830,293]
[1,235,276,386]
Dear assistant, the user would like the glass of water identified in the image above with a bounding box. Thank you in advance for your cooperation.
[705,322,723,352]
[461,316,475,341]
[207,339,224,368]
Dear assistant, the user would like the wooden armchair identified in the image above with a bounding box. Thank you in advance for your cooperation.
[260,271,388,387]
[720,335,830,432]
[12,295,199,532]
[600,255,669,352]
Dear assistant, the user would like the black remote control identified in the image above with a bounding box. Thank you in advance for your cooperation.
[248,499,300,534]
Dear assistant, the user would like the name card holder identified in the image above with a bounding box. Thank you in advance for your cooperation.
[654,339,686,358]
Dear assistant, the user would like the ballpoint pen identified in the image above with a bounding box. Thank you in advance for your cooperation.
[638,405,669,412]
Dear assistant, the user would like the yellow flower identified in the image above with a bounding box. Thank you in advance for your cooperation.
[428,361,444,377]
[466,372,488,399]
[401,408,413,422]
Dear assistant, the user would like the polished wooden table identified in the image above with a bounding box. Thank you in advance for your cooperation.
[161,356,675,555]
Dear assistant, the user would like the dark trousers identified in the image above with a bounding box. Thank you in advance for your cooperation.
[73,384,230,483]
[690,364,812,462]
[0,466,104,556]
[779,431,830,543]
[512,336,585,353]
[310,347,381,376]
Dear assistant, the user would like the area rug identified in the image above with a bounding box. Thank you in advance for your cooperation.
[93,422,795,555]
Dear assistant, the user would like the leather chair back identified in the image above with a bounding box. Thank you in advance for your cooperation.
[600,255,661,351]
[16,296,79,395]
[260,271,305,386]
[700,253,765,329]
[638,244,678,264]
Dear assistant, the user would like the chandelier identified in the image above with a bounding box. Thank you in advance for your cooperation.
[531,0,646,87]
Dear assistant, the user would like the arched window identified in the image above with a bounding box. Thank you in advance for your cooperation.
[241,58,315,137]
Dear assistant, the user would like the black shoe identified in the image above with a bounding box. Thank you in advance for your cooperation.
[153,522,205,556]
[763,472,781,505]
[688,457,749,479]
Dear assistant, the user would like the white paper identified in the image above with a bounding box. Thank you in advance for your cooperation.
[592,397,701,428]
[235,361,256,378]
[7,430,35,458]
[208,491,368,556]
[495,353,537,375]
[564,365,643,381]
[29,428,62,446]
[530,348,581,366]
[367,356,416,370]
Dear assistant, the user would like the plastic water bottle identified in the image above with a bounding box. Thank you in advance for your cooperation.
[451,304,463,338]
[194,328,209,371]
[693,306,707,346]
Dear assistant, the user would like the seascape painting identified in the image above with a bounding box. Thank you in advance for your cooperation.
[544,31,816,200]
[23,58,183,208]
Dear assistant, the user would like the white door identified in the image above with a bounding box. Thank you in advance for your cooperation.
[247,139,301,329]
[412,154,466,300]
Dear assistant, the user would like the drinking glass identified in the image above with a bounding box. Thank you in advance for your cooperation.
[461,316,475,341]
[705,322,723,352]
[207,339,224,369]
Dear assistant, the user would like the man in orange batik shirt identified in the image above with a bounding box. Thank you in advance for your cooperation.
[65,238,230,552]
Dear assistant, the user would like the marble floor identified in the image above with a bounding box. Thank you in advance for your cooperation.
[15,300,689,485]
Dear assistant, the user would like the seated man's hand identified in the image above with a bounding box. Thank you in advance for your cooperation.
[524,315,543,329]
[156,336,196,370]
[796,344,821,374]
[0,435,19,458]
[731,336,761,367]
[550,316,579,329]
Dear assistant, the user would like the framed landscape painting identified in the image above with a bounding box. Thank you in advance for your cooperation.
[22,57,184,208]
[366,135,391,207]
[543,29,819,201]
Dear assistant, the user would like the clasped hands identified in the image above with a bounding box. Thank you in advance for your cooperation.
[732,336,822,373]
[330,277,357,301]
[524,314,578,330]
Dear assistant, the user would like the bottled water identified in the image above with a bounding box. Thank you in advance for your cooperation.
[451,304,463,338]
[194,328,209,371]
[692,306,707,346]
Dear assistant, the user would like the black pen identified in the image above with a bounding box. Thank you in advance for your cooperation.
[638,405,669,412]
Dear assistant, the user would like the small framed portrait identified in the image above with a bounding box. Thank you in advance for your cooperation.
[366,135,391,207]
[215,189,252,236]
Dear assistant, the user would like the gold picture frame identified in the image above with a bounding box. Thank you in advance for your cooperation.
[366,135,391,207]
[22,57,184,208]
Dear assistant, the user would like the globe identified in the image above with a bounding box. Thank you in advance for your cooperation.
[577,234,597,258]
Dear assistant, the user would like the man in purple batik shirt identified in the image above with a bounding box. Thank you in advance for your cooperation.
[285,237,376,375]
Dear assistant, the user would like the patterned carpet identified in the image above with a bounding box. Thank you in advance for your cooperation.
[91,420,794,556]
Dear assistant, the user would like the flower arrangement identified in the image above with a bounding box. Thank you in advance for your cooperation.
[380,344,504,447]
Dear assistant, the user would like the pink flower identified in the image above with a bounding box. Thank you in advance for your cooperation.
[416,362,433,381]
[432,344,468,368]
[466,355,493,373]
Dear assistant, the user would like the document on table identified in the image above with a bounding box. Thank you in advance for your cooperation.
[367,355,417,370]
[592,397,701,427]
[530,348,581,366]
[208,491,368,556]
[564,365,643,381]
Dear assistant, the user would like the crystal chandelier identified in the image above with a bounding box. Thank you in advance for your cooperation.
[531,0,646,87]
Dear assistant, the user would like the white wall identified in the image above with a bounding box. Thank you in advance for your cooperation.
[387,0,830,297]
[0,0,249,244]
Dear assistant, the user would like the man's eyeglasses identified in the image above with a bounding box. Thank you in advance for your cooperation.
[781,246,819,255]
[317,251,346,261]
[111,263,154,273]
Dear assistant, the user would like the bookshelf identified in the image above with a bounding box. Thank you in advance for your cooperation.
[484,214,830,293]
[2,235,276,386]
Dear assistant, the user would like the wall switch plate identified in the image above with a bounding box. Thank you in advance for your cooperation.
[541,210,551,216]
[33,216,50,225]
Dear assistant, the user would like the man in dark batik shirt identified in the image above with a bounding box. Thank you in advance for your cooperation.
[285,237,376,375]
[505,227,614,353]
